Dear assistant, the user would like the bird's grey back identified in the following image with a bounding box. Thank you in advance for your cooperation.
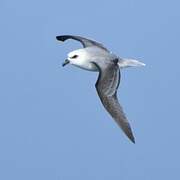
[84,46,118,69]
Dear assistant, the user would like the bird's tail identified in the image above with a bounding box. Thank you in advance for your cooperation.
[118,58,145,69]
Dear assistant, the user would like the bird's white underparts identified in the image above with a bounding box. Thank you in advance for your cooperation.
[56,35,145,143]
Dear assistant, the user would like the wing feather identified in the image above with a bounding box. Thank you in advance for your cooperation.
[56,35,109,51]
[92,61,135,143]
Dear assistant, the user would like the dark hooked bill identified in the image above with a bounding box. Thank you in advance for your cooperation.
[62,59,70,67]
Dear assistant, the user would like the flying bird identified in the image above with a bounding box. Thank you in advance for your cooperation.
[56,35,145,143]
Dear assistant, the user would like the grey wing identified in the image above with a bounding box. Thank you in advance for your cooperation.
[56,35,109,51]
[92,60,135,143]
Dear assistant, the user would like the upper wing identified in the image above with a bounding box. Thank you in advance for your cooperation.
[92,60,135,143]
[56,35,109,51]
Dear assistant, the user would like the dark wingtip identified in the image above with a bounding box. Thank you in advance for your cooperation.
[56,35,74,42]
[127,132,135,144]
[123,128,135,144]
[56,35,67,42]
[131,137,135,144]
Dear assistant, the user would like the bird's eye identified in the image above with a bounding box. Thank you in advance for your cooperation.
[71,55,78,59]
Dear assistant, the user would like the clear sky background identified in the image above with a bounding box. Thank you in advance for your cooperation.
[0,0,180,179]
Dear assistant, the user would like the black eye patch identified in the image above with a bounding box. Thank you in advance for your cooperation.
[71,55,78,58]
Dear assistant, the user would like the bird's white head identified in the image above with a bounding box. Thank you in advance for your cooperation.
[62,48,97,71]
[67,48,87,66]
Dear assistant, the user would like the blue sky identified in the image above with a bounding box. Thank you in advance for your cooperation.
[0,0,180,179]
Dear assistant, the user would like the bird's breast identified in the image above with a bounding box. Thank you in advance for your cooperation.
[73,61,98,72]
